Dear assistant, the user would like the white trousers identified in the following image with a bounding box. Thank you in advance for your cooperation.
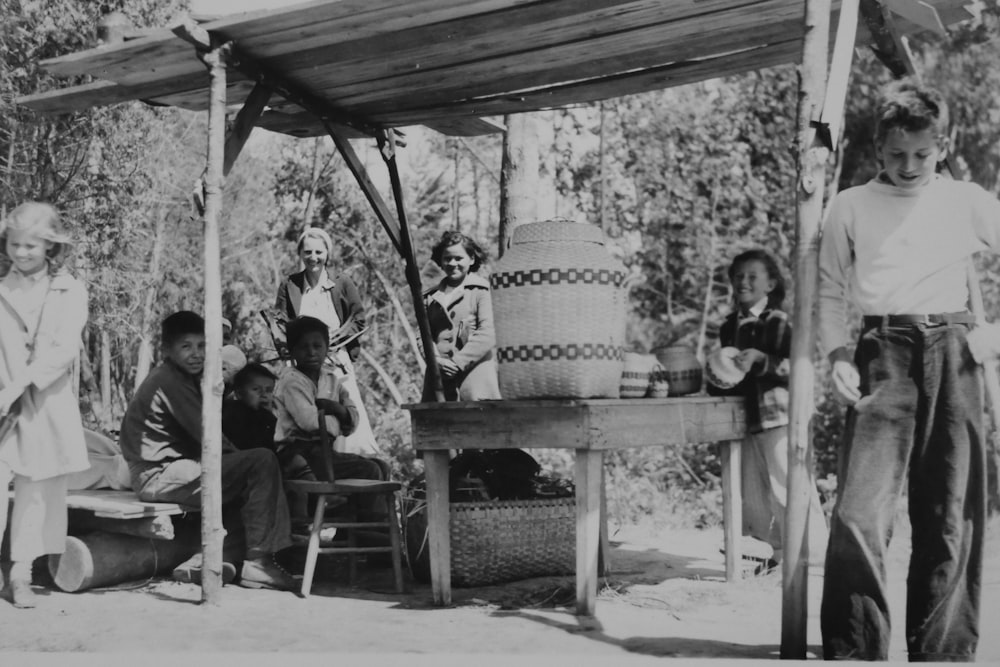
[337,370,380,458]
[741,425,828,565]
[1,462,68,563]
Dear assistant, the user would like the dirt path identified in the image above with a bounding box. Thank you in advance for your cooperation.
[3,517,999,663]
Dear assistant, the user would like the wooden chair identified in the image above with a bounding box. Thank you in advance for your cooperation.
[285,408,405,597]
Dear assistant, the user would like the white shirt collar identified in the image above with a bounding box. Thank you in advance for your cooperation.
[10,264,50,284]
[302,269,334,293]
[745,297,768,318]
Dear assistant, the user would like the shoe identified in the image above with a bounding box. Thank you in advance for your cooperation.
[172,553,237,585]
[9,578,37,609]
[751,558,780,576]
[238,557,298,592]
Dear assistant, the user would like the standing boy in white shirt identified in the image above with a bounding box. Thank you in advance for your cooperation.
[818,78,1000,661]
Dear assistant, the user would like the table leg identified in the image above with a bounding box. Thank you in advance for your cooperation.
[599,463,609,576]
[720,438,742,581]
[575,449,602,616]
[424,450,451,606]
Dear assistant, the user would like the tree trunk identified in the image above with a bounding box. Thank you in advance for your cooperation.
[498,114,539,257]
[696,187,720,363]
[100,329,112,430]
[135,207,167,389]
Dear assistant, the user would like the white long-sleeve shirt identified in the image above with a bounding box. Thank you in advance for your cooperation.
[818,175,1000,356]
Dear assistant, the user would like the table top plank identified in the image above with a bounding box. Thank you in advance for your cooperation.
[406,396,745,450]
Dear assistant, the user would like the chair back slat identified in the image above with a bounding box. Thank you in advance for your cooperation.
[317,407,336,483]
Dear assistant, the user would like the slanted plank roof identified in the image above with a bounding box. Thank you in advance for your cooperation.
[17,0,977,137]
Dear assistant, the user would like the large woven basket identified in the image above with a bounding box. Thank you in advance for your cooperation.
[403,497,575,587]
[491,220,626,398]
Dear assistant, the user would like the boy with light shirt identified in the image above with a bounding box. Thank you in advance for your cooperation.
[818,78,1000,661]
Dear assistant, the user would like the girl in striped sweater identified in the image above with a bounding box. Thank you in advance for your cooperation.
[708,249,827,571]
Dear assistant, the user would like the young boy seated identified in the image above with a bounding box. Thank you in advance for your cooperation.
[119,311,296,592]
[223,363,315,481]
[272,316,389,487]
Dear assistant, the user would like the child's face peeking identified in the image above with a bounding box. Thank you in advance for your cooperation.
[6,228,52,276]
[163,333,206,376]
[290,330,329,373]
[439,243,473,286]
[874,127,945,191]
[299,236,329,273]
[236,375,275,411]
[731,259,775,310]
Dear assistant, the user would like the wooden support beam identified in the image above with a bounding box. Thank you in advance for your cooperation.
[324,125,403,255]
[172,15,381,139]
[198,43,229,606]
[223,82,272,176]
[377,131,445,402]
[192,82,273,215]
[781,0,842,658]
[860,0,912,77]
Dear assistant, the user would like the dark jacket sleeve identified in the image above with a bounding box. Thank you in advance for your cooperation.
[274,278,293,322]
[753,309,791,383]
[331,274,366,361]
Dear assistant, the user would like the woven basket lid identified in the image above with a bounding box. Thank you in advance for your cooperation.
[510,219,606,246]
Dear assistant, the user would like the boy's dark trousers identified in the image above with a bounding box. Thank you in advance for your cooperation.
[133,448,293,558]
[821,321,986,661]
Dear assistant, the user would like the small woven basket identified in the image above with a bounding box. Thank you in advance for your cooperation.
[403,497,575,587]
[491,219,626,399]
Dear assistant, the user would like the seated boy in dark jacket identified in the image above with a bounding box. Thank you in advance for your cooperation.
[119,311,296,591]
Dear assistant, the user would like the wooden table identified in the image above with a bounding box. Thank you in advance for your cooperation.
[403,396,747,615]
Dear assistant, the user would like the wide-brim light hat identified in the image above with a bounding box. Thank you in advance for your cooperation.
[705,346,746,389]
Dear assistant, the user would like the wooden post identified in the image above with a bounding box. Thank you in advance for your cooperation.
[575,449,602,616]
[720,440,742,581]
[326,126,403,254]
[782,0,835,657]
[378,130,445,402]
[198,43,229,606]
[498,113,539,257]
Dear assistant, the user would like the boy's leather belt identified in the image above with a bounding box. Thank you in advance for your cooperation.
[862,312,975,328]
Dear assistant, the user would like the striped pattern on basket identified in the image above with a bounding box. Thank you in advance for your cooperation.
[490,268,624,289]
[497,343,623,363]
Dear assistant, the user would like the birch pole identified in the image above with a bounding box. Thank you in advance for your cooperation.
[782,0,832,657]
[198,44,229,605]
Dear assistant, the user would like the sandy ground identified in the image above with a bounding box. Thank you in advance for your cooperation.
[2,516,999,665]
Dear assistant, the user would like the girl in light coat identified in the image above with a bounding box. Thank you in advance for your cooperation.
[0,202,89,608]
[423,231,501,402]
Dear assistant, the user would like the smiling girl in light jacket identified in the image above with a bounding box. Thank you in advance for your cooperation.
[0,202,89,608]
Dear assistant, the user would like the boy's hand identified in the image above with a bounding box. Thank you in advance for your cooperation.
[829,347,861,405]
[734,349,765,373]
[437,357,461,378]
[966,323,1000,364]
[315,398,348,420]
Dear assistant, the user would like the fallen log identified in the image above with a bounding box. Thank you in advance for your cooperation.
[49,531,196,592]
[49,518,246,593]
